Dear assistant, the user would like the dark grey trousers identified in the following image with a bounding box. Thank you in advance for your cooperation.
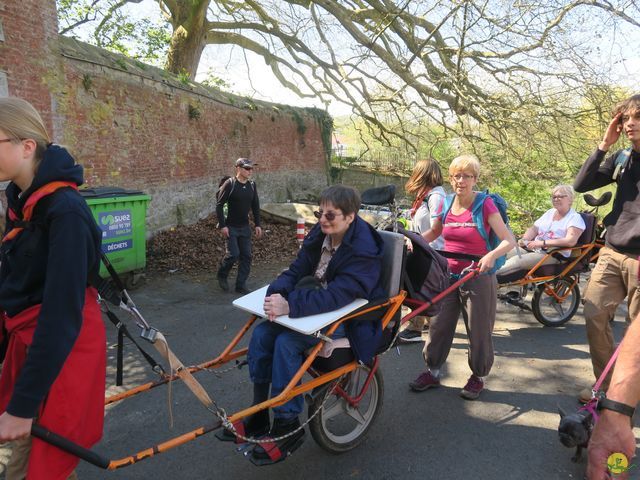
[423,273,497,377]
[218,225,252,288]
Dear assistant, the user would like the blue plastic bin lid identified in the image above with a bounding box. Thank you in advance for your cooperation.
[80,186,145,198]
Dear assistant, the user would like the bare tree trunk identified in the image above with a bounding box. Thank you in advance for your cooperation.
[164,0,209,79]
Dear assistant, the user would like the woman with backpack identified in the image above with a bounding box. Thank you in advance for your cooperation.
[399,158,446,343]
[409,154,515,400]
[0,98,105,479]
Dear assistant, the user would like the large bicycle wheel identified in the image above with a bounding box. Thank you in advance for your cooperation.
[532,276,580,327]
[308,364,384,454]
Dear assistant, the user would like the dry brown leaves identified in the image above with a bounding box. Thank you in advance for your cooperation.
[147,214,300,275]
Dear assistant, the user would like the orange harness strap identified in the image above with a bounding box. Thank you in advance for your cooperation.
[3,181,77,243]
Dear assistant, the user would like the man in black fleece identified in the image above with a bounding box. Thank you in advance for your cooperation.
[573,94,640,403]
[216,158,262,294]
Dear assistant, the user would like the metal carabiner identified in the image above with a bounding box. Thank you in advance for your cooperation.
[460,261,477,276]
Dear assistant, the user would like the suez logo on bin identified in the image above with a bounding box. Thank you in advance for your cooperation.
[98,210,132,240]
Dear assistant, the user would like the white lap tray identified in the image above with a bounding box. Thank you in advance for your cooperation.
[232,285,368,335]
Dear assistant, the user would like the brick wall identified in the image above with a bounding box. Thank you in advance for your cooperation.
[0,1,330,234]
[0,0,59,129]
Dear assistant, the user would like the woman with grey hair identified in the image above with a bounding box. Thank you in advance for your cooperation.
[498,184,586,276]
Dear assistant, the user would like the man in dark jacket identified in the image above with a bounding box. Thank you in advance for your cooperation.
[573,94,640,403]
[231,185,384,461]
[216,158,262,294]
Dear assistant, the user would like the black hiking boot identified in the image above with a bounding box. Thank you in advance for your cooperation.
[217,274,229,292]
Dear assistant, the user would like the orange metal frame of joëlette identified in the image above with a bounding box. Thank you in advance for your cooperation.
[499,241,602,292]
[32,290,407,471]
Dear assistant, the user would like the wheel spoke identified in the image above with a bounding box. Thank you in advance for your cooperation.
[533,278,579,326]
[552,300,566,317]
[344,405,367,425]
[322,398,347,421]
[312,366,382,451]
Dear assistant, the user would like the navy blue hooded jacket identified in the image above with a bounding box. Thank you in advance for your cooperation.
[266,216,385,363]
[0,145,102,418]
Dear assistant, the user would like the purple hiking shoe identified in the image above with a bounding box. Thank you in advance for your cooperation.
[460,374,484,400]
[409,371,440,392]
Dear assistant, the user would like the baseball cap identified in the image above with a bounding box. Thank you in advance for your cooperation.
[235,158,256,168]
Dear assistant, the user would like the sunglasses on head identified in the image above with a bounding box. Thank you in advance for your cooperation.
[313,210,343,221]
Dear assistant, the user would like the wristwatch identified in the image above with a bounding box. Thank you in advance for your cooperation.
[542,239,547,249]
[598,398,636,417]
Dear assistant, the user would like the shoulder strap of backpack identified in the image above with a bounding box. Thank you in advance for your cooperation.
[217,177,235,202]
[471,192,490,246]
[423,188,443,208]
[441,194,455,224]
[612,148,632,181]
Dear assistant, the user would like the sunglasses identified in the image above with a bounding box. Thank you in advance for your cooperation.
[241,166,253,171]
[551,195,568,200]
[314,210,343,221]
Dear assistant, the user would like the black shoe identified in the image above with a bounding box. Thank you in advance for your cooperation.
[398,329,426,343]
[249,417,305,465]
[217,275,229,292]
[215,411,270,443]
[236,285,251,295]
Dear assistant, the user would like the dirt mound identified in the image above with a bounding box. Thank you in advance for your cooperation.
[147,214,300,274]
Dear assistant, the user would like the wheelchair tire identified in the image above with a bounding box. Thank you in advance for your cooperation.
[532,277,580,327]
[308,364,384,454]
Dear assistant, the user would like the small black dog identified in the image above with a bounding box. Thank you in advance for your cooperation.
[558,406,595,462]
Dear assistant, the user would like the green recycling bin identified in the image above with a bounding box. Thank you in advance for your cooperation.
[80,187,151,283]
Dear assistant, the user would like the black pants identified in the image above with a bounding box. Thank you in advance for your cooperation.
[218,225,252,288]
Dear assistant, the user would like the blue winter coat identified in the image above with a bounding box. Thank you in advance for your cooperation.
[266,216,385,363]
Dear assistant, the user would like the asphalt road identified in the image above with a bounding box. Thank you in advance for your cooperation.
[3,264,639,480]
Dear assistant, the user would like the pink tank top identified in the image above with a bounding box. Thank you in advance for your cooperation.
[439,197,498,274]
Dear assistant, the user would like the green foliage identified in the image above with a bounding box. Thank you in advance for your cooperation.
[460,87,628,234]
[188,103,202,120]
[56,0,171,67]
[81,73,92,91]
[133,60,148,70]
[291,110,307,135]
[56,0,94,25]
[331,86,634,235]
[305,107,333,155]
[114,58,128,71]
[200,70,232,90]
[333,114,456,175]
[244,101,258,111]
[177,69,191,86]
